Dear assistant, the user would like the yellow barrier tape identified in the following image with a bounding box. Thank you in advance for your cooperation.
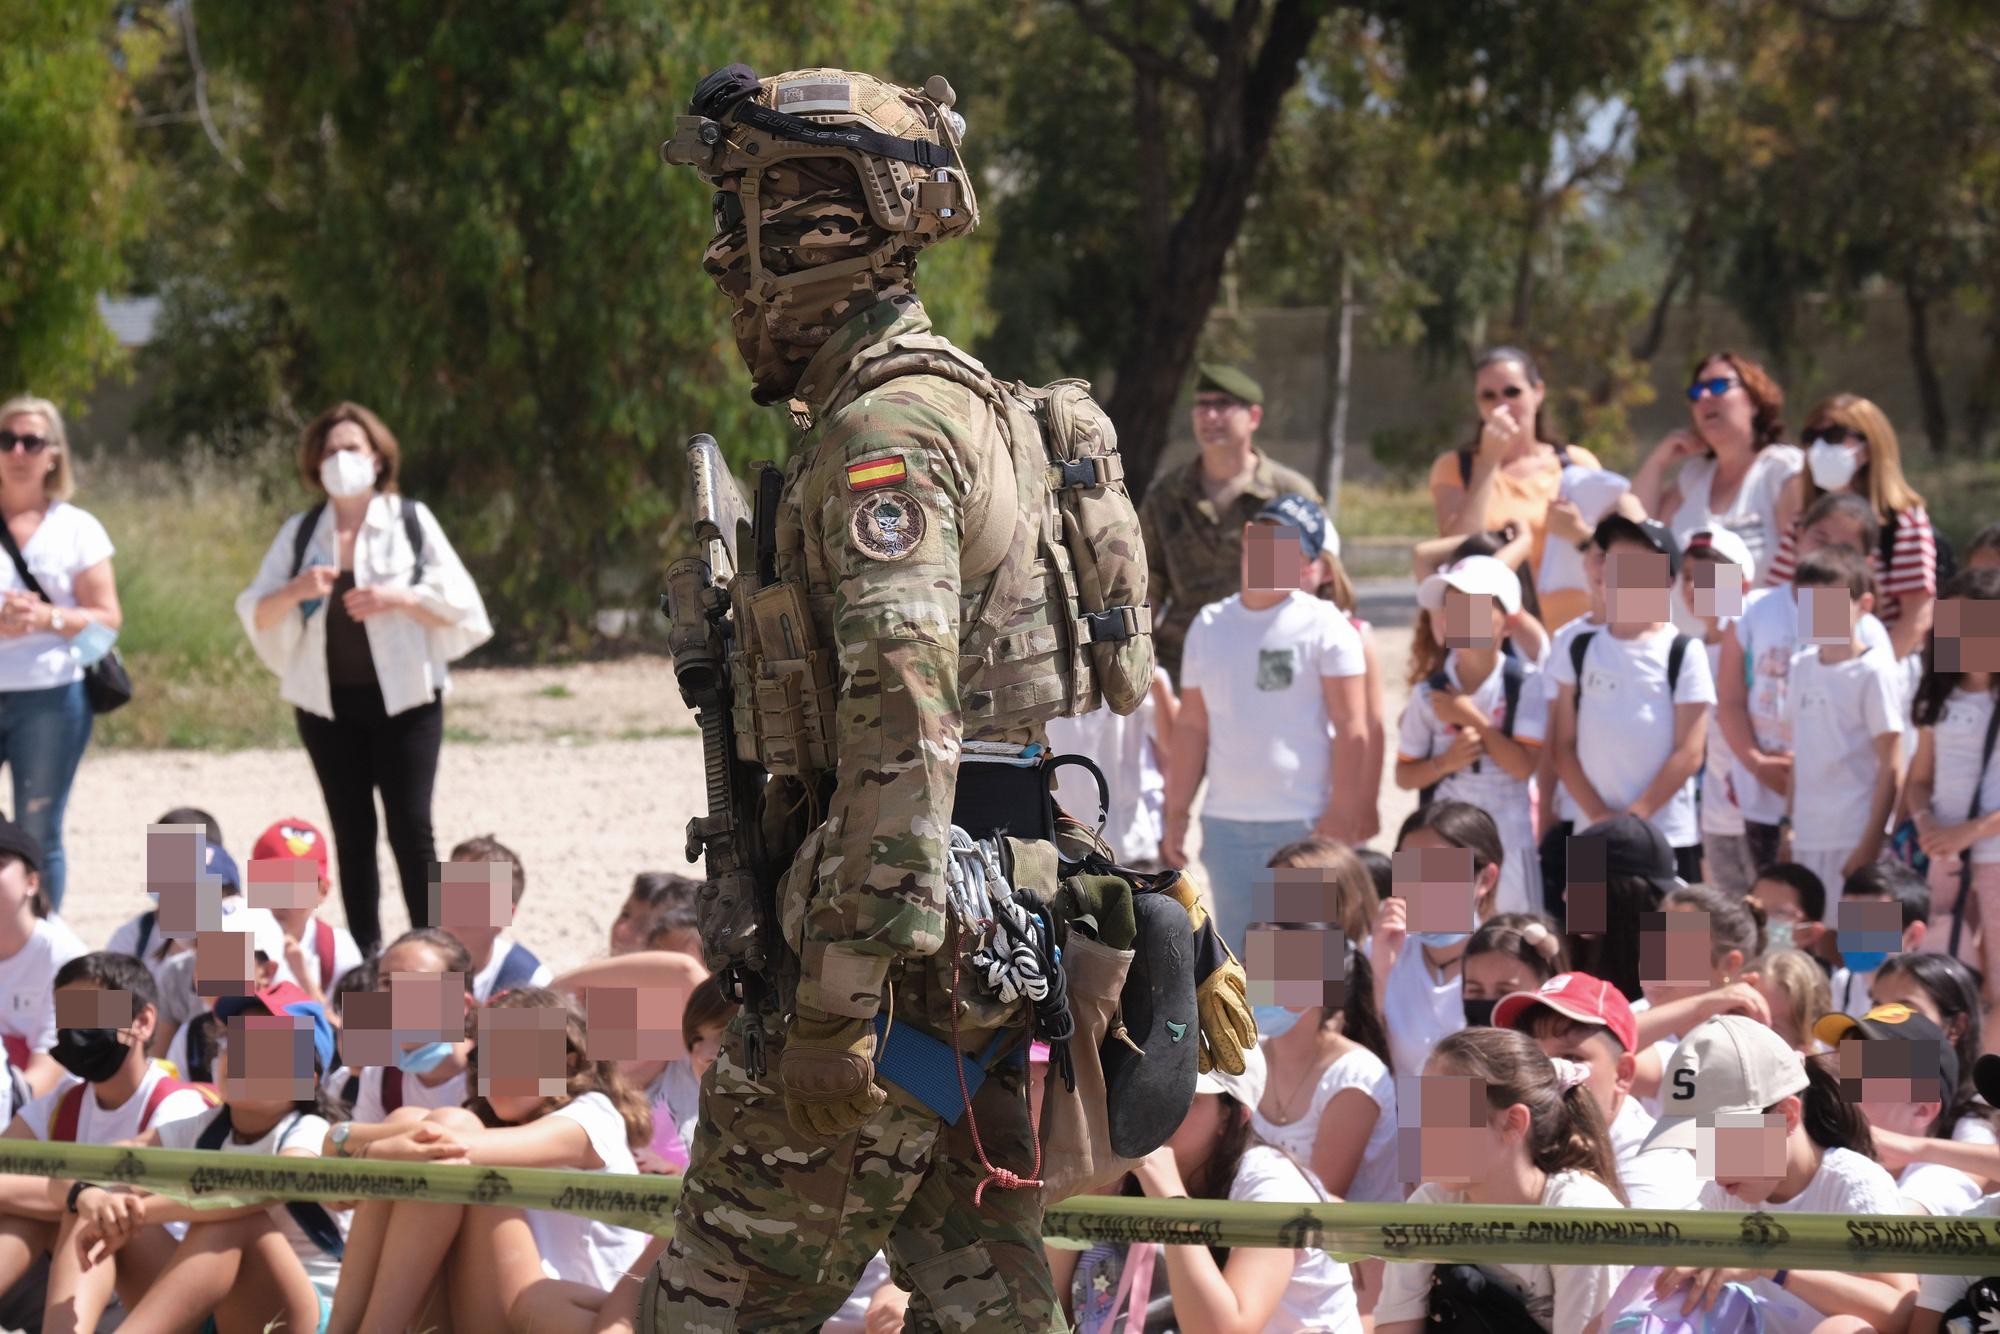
[3,1142,1998,1274]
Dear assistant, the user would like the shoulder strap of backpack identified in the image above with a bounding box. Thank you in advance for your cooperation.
[50,1083,84,1142]
[289,502,328,579]
[196,1105,231,1151]
[1667,633,1693,694]
[1500,653,1527,740]
[1970,696,2000,823]
[1456,449,1473,487]
[142,1073,219,1130]
[381,1066,403,1113]
[313,918,335,994]
[400,497,426,586]
[1569,632,1595,702]
[135,909,156,960]
[1554,443,1573,467]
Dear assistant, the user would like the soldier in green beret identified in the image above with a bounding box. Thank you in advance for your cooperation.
[1139,363,1322,681]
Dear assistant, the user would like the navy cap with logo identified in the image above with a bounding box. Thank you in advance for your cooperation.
[1255,493,1329,562]
[1577,813,1683,898]
[1592,513,1682,579]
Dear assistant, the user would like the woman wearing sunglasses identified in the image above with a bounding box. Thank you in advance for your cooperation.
[1428,347,1602,630]
[0,396,122,913]
[1631,350,1800,573]
[1761,394,1935,659]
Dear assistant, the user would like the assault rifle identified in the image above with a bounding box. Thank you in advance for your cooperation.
[661,434,780,1077]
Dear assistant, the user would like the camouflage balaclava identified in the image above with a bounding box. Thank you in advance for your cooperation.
[664,66,977,405]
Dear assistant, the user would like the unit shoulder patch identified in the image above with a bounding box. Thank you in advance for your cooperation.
[850,489,927,562]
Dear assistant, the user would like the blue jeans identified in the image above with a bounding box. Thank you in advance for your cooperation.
[1198,814,1315,960]
[0,680,92,912]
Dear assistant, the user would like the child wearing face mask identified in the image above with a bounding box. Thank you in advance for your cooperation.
[326,928,477,1133]
[1460,914,1567,1029]
[1397,558,1547,917]
[1646,1016,1914,1329]
[1785,546,1907,899]
[1375,1027,1627,1334]
[0,952,218,1318]
[1374,802,1506,1080]
[1826,861,1930,1016]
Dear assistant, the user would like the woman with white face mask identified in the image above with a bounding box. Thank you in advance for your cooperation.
[1762,394,1937,660]
[236,404,491,955]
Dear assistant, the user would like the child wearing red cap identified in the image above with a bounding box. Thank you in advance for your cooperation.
[251,816,363,1005]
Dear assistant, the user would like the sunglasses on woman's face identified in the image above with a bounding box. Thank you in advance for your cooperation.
[1686,377,1741,402]
[0,432,50,454]
[1477,385,1527,401]
[1803,425,1866,447]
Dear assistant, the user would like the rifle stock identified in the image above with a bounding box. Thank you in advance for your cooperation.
[663,435,777,1076]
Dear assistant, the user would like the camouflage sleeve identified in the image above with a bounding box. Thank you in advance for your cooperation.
[1138,489,1170,623]
[793,384,974,1021]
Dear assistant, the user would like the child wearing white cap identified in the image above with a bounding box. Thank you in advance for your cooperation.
[1051,1043,1360,1332]
[1398,556,1546,916]
[1645,1015,1914,1331]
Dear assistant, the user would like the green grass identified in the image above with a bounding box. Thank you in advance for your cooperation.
[1328,478,1436,540]
[536,682,574,699]
[87,458,299,750]
[1903,456,2000,555]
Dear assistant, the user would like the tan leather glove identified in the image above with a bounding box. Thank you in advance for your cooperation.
[780,1009,887,1138]
[1161,874,1256,1076]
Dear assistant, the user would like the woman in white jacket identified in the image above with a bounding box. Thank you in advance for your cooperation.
[236,403,491,955]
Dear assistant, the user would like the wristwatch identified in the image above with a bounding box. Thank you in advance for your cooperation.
[48,609,64,634]
[330,1122,354,1158]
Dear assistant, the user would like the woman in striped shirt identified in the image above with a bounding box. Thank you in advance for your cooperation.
[1764,393,1936,659]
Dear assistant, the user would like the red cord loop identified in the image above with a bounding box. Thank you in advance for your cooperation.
[950,916,1043,1206]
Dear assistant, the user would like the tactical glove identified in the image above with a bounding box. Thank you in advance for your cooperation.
[780,1009,887,1139]
[1161,875,1256,1076]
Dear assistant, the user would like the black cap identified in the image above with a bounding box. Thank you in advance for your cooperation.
[1577,813,1682,897]
[1593,513,1682,578]
[1195,363,1263,406]
[0,819,42,875]
[1815,1003,1957,1103]
[1975,1054,2000,1108]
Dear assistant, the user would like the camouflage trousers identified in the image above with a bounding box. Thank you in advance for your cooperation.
[640,1010,1064,1332]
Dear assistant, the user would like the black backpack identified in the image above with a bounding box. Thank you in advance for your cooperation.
[1427,1263,1549,1334]
[289,498,427,583]
[195,1108,346,1258]
[1419,652,1527,807]
[1937,1275,2000,1334]
[1569,630,1692,705]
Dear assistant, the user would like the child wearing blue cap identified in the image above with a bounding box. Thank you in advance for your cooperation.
[60,979,342,1332]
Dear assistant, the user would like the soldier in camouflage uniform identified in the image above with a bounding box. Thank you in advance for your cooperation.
[644,64,1083,1332]
[1139,364,1323,681]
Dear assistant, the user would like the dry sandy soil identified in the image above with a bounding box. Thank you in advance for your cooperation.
[57,630,1420,974]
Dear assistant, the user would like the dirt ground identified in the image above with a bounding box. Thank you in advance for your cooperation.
[58,630,1420,975]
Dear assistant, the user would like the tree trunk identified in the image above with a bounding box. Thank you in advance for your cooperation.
[1904,279,1950,453]
[1102,0,1332,499]
[1508,148,1552,337]
[1315,250,1353,515]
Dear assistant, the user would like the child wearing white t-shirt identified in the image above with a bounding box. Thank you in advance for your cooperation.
[325,987,653,1332]
[1784,548,1906,902]
[1375,1027,1627,1334]
[1549,517,1714,880]
[1678,527,1758,892]
[1398,557,1546,917]
[0,866,86,1099]
[1167,498,1371,954]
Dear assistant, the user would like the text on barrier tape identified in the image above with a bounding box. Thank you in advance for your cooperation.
[4,1142,2000,1274]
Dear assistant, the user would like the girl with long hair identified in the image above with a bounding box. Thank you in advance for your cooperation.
[325,987,655,1334]
[1765,393,1938,658]
[1909,568,2000,1013]
[1460,913,1568,1027]
[1375,1027,1627,1334]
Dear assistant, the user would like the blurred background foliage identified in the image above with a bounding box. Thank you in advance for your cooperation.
[12,0,2000,679]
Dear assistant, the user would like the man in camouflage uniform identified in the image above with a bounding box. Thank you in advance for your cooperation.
[644,64,1074,1331]
[1139,364,1323,681]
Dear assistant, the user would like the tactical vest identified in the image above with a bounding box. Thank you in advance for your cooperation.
[730,333,1153,780]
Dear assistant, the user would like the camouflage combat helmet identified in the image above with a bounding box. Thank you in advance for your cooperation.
[663,66,978,401]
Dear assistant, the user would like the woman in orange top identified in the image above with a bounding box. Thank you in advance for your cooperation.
[1429,348,1601,630]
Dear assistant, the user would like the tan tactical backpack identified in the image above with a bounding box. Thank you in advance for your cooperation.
[825,333,1154,720]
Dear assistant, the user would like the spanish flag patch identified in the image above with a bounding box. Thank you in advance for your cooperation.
[845,454,908,491]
